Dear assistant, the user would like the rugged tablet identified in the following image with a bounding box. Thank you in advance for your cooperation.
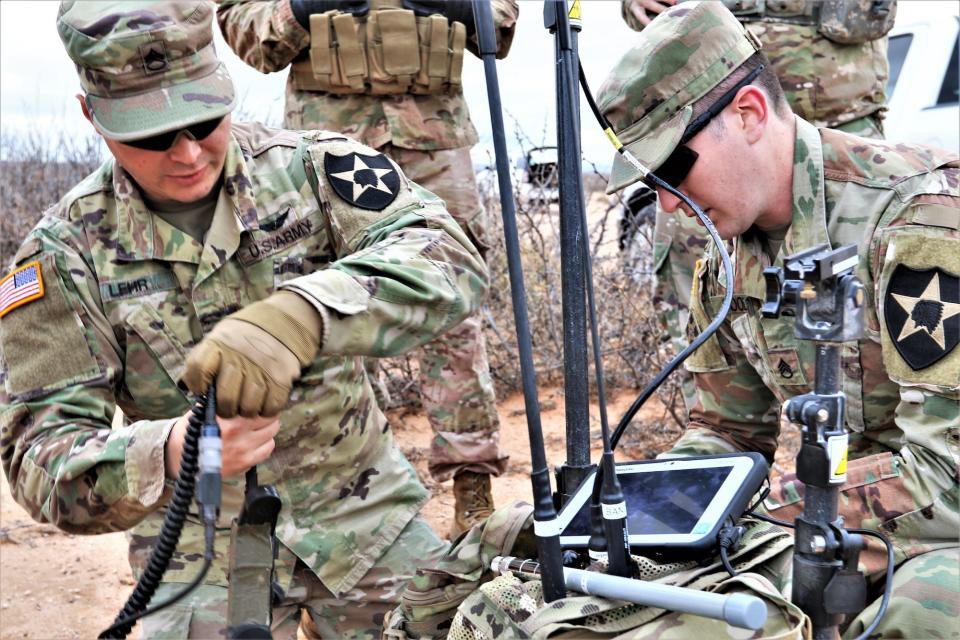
[557,453,769,558]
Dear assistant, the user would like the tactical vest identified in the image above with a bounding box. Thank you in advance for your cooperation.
[718,0,896,42]
[290,0,467,95]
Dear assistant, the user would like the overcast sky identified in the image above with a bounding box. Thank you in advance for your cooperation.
[1,1,956,169]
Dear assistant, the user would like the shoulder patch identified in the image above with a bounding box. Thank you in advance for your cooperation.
[324,151,400,211]
[884,265,960,370]
[0,261,44,318]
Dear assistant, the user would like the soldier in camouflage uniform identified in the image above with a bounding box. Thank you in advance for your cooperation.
[622,0,894,417]
[0,2,491,637]
[216,0,518,537]
[595,2,959,637]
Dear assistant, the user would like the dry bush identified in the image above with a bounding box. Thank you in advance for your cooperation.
[0,129,103,266]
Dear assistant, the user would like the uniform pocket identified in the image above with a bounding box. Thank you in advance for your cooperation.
[685,259,732,372]
[123,305,190,416]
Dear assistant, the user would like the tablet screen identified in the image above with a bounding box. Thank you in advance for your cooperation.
[562,466,733,537]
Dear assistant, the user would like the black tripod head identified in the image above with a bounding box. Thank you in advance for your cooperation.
[761,243,865,342]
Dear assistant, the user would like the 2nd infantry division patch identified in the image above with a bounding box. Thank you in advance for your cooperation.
[324,151,400,211]
[0,261,44,319]
[885,265,960,370]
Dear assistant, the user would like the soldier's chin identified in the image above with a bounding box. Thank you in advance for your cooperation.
[165,168,218,202]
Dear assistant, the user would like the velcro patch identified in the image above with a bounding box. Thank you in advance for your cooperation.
[884,265,960,370]
[0,261,44,318]
[324,151,400,211]
[1,254,101,398]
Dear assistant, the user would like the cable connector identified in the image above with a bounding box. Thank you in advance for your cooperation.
[197,387,222,526]
[718,521,747,577]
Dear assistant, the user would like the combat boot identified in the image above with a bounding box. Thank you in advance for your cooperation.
[451,471,495,538]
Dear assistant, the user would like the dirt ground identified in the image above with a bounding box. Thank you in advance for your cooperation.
[0,388,798,639]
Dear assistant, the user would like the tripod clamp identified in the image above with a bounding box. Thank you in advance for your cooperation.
[762,243,868,638]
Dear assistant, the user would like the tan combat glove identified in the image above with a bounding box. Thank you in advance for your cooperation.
[181,290,323,418]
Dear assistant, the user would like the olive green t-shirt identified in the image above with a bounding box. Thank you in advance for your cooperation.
[147,188,218,243]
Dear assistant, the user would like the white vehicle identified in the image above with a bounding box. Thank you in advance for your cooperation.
[883,14,960,152]
[517,146,560,204]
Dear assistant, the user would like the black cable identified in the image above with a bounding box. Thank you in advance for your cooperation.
[849,528,895,640]
[99,394,215,639]
[719,545,739,578]
[718,516,745,577]
[746,513,896,640]
[576,62,735,452]
[749,511,793,529]
[98,545,214,637]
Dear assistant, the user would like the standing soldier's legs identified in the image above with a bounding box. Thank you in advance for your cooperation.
[383,144,507,537]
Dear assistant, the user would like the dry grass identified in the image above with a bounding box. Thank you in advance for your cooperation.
[0,129,103,266]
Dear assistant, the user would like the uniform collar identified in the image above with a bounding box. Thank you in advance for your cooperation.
[112,132,260,272]
[784,116,831,255]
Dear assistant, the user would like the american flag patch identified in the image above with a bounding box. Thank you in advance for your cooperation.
[0,261,44,318]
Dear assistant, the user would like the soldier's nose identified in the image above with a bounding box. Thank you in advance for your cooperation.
[656,187,681,213]
[168,131,203,165]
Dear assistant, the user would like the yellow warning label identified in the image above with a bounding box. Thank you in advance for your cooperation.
[827,434,848,484]
[569,0,582,21]
[834,447,848,476]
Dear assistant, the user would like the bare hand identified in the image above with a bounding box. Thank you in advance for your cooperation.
[627,0,677,26]
[165,411,280,479]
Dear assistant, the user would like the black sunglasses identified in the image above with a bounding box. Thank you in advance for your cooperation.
[121,116,225,151]
[654,65,765,189]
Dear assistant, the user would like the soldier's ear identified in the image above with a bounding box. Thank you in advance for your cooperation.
[77,94,95,127]
[731,85,768,145]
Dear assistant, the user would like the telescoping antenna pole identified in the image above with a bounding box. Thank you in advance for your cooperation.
[543,0,592,506]
[472,0,565,602]
[546,0,633,578]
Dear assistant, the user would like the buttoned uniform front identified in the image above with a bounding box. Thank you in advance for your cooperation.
[0,122,487,637]
[216,0,519,491]
[671,117,960,637]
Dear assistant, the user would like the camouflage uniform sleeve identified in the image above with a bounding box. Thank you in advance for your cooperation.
[667,352,784,460]
[868,190,960,526]
[467,0,519,59]
[0,215,174,534]
[280,136,489,357]
[620,0,647,32]
[216,0,309,74]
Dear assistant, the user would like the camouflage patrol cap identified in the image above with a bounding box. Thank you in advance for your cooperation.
[598,2,761,194]
[57,1,235,142]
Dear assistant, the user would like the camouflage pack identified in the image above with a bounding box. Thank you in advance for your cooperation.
[384,501,809,639]
[383,501,537,639]
[446,518,805,639]
[817,0,897,44]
